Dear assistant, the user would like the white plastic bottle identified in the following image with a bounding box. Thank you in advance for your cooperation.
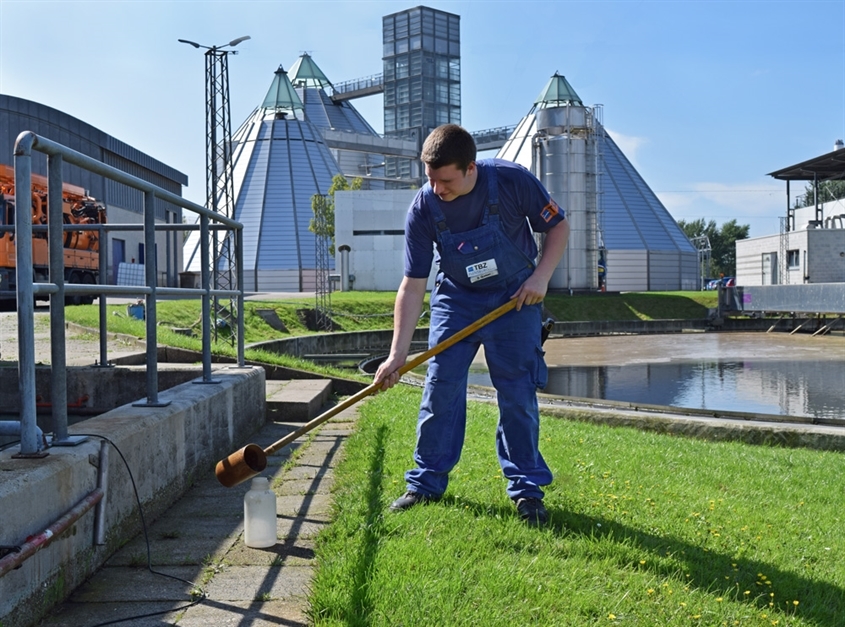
[244,476,277,548]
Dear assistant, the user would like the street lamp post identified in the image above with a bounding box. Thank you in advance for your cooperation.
[179,36,249,343]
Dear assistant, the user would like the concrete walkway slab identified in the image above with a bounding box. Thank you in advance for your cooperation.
[266,379,333,422]
[36,405,359,627]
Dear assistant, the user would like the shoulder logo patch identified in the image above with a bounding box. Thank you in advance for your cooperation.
[540,200,559,223]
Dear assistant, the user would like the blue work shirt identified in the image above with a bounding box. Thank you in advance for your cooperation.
[403,159,565,279]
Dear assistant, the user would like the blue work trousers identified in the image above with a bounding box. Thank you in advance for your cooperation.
[405,276,553,501]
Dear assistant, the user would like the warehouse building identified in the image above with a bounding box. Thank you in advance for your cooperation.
[0,94,187,288]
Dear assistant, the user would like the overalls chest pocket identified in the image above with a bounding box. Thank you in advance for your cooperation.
[455,228,497,256]
[443,227,505,287]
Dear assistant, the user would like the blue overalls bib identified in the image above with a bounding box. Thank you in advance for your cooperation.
[430,163,535,290]
[406,163,553,500]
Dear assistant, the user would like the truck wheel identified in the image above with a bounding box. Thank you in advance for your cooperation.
[81,272,96,305]
[65,271,82,306]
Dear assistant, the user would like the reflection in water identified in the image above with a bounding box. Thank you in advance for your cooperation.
[540,361,844,419]
[468,334,845,420]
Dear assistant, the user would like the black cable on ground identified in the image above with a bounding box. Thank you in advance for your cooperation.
[75,434,208,627]
[0,439,20,452]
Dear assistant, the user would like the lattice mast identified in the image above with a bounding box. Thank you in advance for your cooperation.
[204,46,238,342]
[181,35,249,342]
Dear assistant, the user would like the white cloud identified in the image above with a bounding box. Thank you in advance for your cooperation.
[656,180,786,239]
[604,128,647,169]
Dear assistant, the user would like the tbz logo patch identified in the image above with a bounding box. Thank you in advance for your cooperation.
[540,200,559,223]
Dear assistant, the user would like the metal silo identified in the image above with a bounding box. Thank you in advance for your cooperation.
[533,100,600,291]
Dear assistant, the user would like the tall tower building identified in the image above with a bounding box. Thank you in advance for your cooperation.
[382,6,461,184]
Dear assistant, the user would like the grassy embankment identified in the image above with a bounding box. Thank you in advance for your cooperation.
[63,290,719,379]
[67,291,845,625]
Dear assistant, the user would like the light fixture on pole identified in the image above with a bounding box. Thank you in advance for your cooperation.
[179,35,249,344]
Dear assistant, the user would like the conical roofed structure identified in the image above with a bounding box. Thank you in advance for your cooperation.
[184,64,343,291]
[498,73,698,291]
[289,53,386,186]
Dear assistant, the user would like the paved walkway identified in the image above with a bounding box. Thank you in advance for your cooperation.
[38,407,359,627]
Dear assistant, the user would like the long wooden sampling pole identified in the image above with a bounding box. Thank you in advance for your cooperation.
[215,298,518,487]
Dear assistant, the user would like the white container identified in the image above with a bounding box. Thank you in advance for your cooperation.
[244,476,277,548]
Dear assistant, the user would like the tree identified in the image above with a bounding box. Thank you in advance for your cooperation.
[310,174,363,256]
[678,218,750,277]
[796,180,845,208]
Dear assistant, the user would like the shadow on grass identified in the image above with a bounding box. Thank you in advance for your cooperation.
[447,496,842,626]
[621,293,711,320]
[348,425,389,624]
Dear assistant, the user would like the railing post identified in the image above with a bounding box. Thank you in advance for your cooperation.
[198,214,215,382]
[97,223,110,367]
[237,226,245,367]
[12,132,44,457]
[133,190,170,407]
[47,153,81,446]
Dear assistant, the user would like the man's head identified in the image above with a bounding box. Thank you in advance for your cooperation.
[420,124,477,173]
[421,124,478,202]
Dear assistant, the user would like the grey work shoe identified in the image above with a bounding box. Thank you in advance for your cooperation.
[515,497,548,527]
[389,491,440,512]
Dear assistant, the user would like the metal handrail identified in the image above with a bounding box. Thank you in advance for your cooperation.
[12,130,246,456]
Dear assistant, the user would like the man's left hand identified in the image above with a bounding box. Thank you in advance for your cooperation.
[510,274,548,311]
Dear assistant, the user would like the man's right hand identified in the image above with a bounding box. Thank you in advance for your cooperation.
[373,355,406,392]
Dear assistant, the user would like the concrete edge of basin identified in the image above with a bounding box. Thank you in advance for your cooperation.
[0,365,266,627]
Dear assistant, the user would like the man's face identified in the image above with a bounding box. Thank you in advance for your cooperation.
[425,162,476,202]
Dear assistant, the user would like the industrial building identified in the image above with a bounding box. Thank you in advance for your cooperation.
[736,142,845,287]
[182,55,418,292]
[0,94,187,288]
[498,73,698,292]
[335,72,699,293]
[3,5,701,296]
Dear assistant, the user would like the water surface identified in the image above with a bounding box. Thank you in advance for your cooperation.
[469,332,845,420]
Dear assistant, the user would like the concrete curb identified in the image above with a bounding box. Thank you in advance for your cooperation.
[36,405,359,627]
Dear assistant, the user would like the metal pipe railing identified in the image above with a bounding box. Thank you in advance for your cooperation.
[47,153,71,443]
[12,130,246,455]
[0,488,104,577]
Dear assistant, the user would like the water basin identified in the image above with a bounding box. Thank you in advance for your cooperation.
[469,332,845,420]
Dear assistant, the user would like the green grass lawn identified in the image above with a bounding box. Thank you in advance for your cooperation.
[62,290,718,377]
[65,289,844,626]
[309,387,844,627]
[64,290,719,343]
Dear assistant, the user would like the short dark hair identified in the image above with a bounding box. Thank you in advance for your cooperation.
[420,124,477,173]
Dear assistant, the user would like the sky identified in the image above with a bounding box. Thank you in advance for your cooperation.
[1,0,844,240]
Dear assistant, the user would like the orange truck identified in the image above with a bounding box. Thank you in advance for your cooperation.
[0,164,106,305]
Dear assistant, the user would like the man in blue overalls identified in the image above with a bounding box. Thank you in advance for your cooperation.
[374,124,570,526]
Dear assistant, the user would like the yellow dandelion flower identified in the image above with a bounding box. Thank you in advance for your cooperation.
[793,600,799,606]
[647,588,655,595]
[608,613,616,620]
[680,602,687,607]
[744,590,751,596]
[716,598,723,602]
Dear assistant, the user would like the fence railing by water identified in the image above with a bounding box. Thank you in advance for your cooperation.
[11,130,245,456]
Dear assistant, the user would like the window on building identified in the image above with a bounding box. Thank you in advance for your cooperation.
[383,17,394,41]
[396,55,409,79]
[787,249,800,268]
[410,51,422,76]
[397,80,410,104]
[397,105,410,129]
